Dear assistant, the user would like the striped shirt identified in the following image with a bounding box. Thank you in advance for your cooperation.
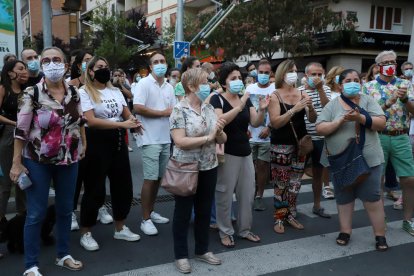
[298,85,331,140]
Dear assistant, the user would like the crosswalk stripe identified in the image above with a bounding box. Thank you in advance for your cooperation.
[106,220,413,276]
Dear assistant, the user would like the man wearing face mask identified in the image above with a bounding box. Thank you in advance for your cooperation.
[167,68,181,89]
[202,62,220,92]
[133,52,176,236]
[363,50,414,236]
[245,62,257,81]
[245,59,275,211]
[299,62,332,218]
[21,48,44,88]
[401,61,414,84]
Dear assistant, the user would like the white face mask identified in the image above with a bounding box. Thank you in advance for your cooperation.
[169,78,177,87]
[208,72,215,80]
[42,63,66,83]
[284,72,298,86]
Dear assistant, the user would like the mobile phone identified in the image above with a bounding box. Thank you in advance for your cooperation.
[18,172,32,190]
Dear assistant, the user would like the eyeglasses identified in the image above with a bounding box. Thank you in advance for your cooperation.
[379,61,397,66]
[41,56,62,65]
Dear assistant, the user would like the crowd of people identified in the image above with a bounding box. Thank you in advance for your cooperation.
[0,48,414,275]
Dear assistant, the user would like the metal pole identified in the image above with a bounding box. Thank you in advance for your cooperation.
[190,9,225,44]
[175,0,184,67]
[42,0,52,47]
[203,4,236,39]
[408,16,414,62]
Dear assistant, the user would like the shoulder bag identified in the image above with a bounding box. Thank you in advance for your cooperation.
[161,158,199,196]
[275,91,313,157]
[326,94,371,190]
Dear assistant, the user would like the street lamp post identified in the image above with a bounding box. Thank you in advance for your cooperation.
[42,0,53,48]
[175,0,184,67]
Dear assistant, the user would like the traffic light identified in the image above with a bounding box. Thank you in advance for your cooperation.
[62,0,81,12]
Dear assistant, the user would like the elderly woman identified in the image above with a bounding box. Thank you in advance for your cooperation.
[170,68,227,274]
[316,69,388,251]
[210,62,268,248]
[10,47,85,275]
[268,59,316,234]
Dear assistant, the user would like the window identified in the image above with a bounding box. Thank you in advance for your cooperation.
[155,18,161,34]
[370,5,402,31]
[170,13,176,28]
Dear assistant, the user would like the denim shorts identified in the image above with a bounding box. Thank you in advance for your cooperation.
[142,144,171,180]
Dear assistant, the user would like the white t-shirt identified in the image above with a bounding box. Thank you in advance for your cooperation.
[247,82,275,143]
[133,74,176,145]
[79,87,127,122]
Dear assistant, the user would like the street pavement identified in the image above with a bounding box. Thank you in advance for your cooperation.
[1,140,414,276]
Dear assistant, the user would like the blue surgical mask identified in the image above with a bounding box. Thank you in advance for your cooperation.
[249,69,257,78]
[343,82,361,97]
[153,63,167,77]
[81,62,87,72]
[404,69,413,78]
[136,76,141,82]
[27,59,40,73]
[195,84,211,101]
[307,77,316,88]
[257,74,270,85]
[334,75,340,84]
[229,80,244,94]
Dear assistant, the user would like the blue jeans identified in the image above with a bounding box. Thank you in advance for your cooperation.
[23,158,78,269]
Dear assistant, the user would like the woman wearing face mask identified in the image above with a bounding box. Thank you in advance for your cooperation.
[268,59,316,234]
[175,57,201,101]
[169,68,227,273]
[0,60,29,242]
[68,50,93,88]
[210,62,268,248]
[326,66,345,100]
[78,56,143,252]
[316,69,388,251]
[9,47,85,275]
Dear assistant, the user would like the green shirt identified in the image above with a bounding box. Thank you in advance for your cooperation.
[174,82,185,97]
[316,94,385,168]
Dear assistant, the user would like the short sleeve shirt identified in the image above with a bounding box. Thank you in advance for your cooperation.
[210,93,253,157]
[170,99,218,171]
[316,94,385,168]
[298,85,332,140]
[15,82,84,165]
[363,77,414,131]
[79,87,127,122]
[133,74,176,145]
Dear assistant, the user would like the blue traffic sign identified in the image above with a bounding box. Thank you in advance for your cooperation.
[174,41,190,59]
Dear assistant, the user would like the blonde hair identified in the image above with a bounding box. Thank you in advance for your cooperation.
[325,66,345,90]
[84,56,113,103]
[275,60,296,89]
[181,68,208,95]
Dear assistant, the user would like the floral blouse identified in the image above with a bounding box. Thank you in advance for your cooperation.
[169,99,218,171]
[15,82,85,165]
[363,77,414,131]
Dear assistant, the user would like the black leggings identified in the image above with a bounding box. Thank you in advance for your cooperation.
[80,128,133,227]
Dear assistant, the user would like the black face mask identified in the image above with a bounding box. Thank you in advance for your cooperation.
[93,68,111,84]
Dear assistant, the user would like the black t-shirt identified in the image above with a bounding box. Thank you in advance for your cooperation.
[23,72,44,89]
[210,94,253,157]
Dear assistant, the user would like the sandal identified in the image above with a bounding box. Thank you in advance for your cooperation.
[55,255,83,271]
[375,236,389,252]
[287,217,304,230]
[336,232,350,246]
[312,207,331,219]
[242,232,261,243]
[273,219,285,234]
[220,235,235,248]
[23,266,42,276]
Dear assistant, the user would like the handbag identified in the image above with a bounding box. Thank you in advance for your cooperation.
[161,158,199,196]
[326,95,371,190]
[275,92,313,156]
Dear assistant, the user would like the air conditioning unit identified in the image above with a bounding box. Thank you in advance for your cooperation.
[62,0,82,12]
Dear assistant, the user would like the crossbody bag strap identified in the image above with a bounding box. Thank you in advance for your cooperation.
[274,91,300,144]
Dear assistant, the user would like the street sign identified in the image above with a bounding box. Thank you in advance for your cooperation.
[174,41,190,59]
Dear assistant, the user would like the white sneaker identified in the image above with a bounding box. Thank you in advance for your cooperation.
[80,232,99,251]
[140,219,158,235]
[97,206,113,224]
[71,212,79,231]
[150,211,169,224]
[114,225,140,241]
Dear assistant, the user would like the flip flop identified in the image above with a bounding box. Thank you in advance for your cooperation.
[220,235,235,248]
[55,255,83,271]
[242,232,261,243]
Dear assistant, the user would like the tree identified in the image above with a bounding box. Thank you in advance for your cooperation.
[125,9,159,47]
